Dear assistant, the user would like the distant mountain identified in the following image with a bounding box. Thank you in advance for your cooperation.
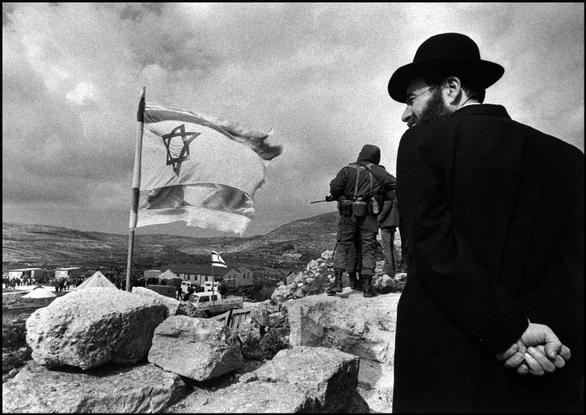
[2,211,340,269]
[219,212,339,255]
[2,223,195,268]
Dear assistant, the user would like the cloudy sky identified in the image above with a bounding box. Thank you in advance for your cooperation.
[3,3,584,238]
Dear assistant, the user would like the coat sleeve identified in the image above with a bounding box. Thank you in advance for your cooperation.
[397,127,528,354]
[517,146,584,353]
[329,168,348,199]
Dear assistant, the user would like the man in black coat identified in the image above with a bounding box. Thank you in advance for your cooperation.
[388,32,583,412]
[329,144,396,297]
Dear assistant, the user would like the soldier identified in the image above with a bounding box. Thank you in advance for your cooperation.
[327,144,395,297]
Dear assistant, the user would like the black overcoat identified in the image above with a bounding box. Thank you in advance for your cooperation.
[394,104,584,413]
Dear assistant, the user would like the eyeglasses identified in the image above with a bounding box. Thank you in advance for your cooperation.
[405,87,432,106]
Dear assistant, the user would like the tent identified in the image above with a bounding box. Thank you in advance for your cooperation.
[23,287,56,299]
[156,269,183,286]
[75,271,117,290]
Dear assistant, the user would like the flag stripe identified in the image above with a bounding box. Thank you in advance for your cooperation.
[136,184,254,236]
[211,251,228,267]
[137,203,251,235]
[139,184,254,218]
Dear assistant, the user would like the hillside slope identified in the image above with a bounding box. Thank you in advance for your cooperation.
[2,211,340,269]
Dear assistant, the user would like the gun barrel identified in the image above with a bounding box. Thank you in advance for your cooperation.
[310,200,327,204]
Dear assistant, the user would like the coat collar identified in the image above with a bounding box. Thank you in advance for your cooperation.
[452,104,511,119]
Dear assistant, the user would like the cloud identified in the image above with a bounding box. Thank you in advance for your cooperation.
[2,3,583,237]
[66,81,98,105]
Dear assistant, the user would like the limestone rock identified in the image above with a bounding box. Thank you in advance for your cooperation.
[270,283,297,306]
[286,272,299,284]
[320,250,334,260]
[176,300,208,318]
[148,315,243,381]
[2,346,31,374]
[237,301,290,361]
[25,287,168,370]
[181,346,360,413]
[355,358,394,413]
[287,292,400,363]
[254,346,360,411]
[2,361,185,413]
[132,286,180,315]
[175,380,310,413]
[236,321,265,360]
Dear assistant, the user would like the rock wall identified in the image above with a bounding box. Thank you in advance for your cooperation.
[273,249,405,306]
[169,346,361,413]
[287,292,399,364]
[286,290,401,413]
[4,250,404,413]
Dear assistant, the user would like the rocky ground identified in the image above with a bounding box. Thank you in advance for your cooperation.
[3,252,405,413]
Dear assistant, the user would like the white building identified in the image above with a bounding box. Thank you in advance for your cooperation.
[54,267,82,280]
[167,263,229,286]
[222,267,255,288]
[7,267,43,280]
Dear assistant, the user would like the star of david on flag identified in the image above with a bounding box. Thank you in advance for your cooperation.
[137,103,283,235]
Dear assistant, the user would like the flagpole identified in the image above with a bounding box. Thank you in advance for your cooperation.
[126,87,146,292]
[211,261,215,307]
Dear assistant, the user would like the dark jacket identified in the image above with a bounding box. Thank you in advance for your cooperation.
[394,104,584,412]
[330,145,395,204]
[377,178,399,228]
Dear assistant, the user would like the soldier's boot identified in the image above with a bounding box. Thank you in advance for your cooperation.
[326,270,344,296]
[362,275,377,298]
[349,272,361,290]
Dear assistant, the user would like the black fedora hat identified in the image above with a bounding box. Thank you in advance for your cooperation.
[388,33,504,103]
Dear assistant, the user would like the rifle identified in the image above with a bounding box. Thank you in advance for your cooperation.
[310,195,336,204]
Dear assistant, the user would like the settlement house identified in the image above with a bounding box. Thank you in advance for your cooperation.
[7,267,45,281]
[222,267,255,288]
[54,267,84,280]
[167,263,229,286]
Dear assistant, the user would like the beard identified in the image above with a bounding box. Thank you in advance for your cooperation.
[409,86,452,128]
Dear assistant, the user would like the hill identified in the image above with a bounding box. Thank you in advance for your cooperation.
[2,211,341,271]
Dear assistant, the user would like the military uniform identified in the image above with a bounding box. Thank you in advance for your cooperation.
[329,144,395,296]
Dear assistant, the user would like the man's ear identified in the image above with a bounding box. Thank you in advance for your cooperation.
[443,76,462,105]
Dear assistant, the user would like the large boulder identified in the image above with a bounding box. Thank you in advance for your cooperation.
[2,361,186,413]
[148,315,243,381]
[252,346,360,411]
[355,358,394,413]
[173,346,360,413]
[287,292,400,364]
[175,380,310,413]
[26,287,168,370]
[132,286,180,316]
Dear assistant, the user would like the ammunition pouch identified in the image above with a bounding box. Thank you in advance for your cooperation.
[339,200,353,217]
[352,199,367,217]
